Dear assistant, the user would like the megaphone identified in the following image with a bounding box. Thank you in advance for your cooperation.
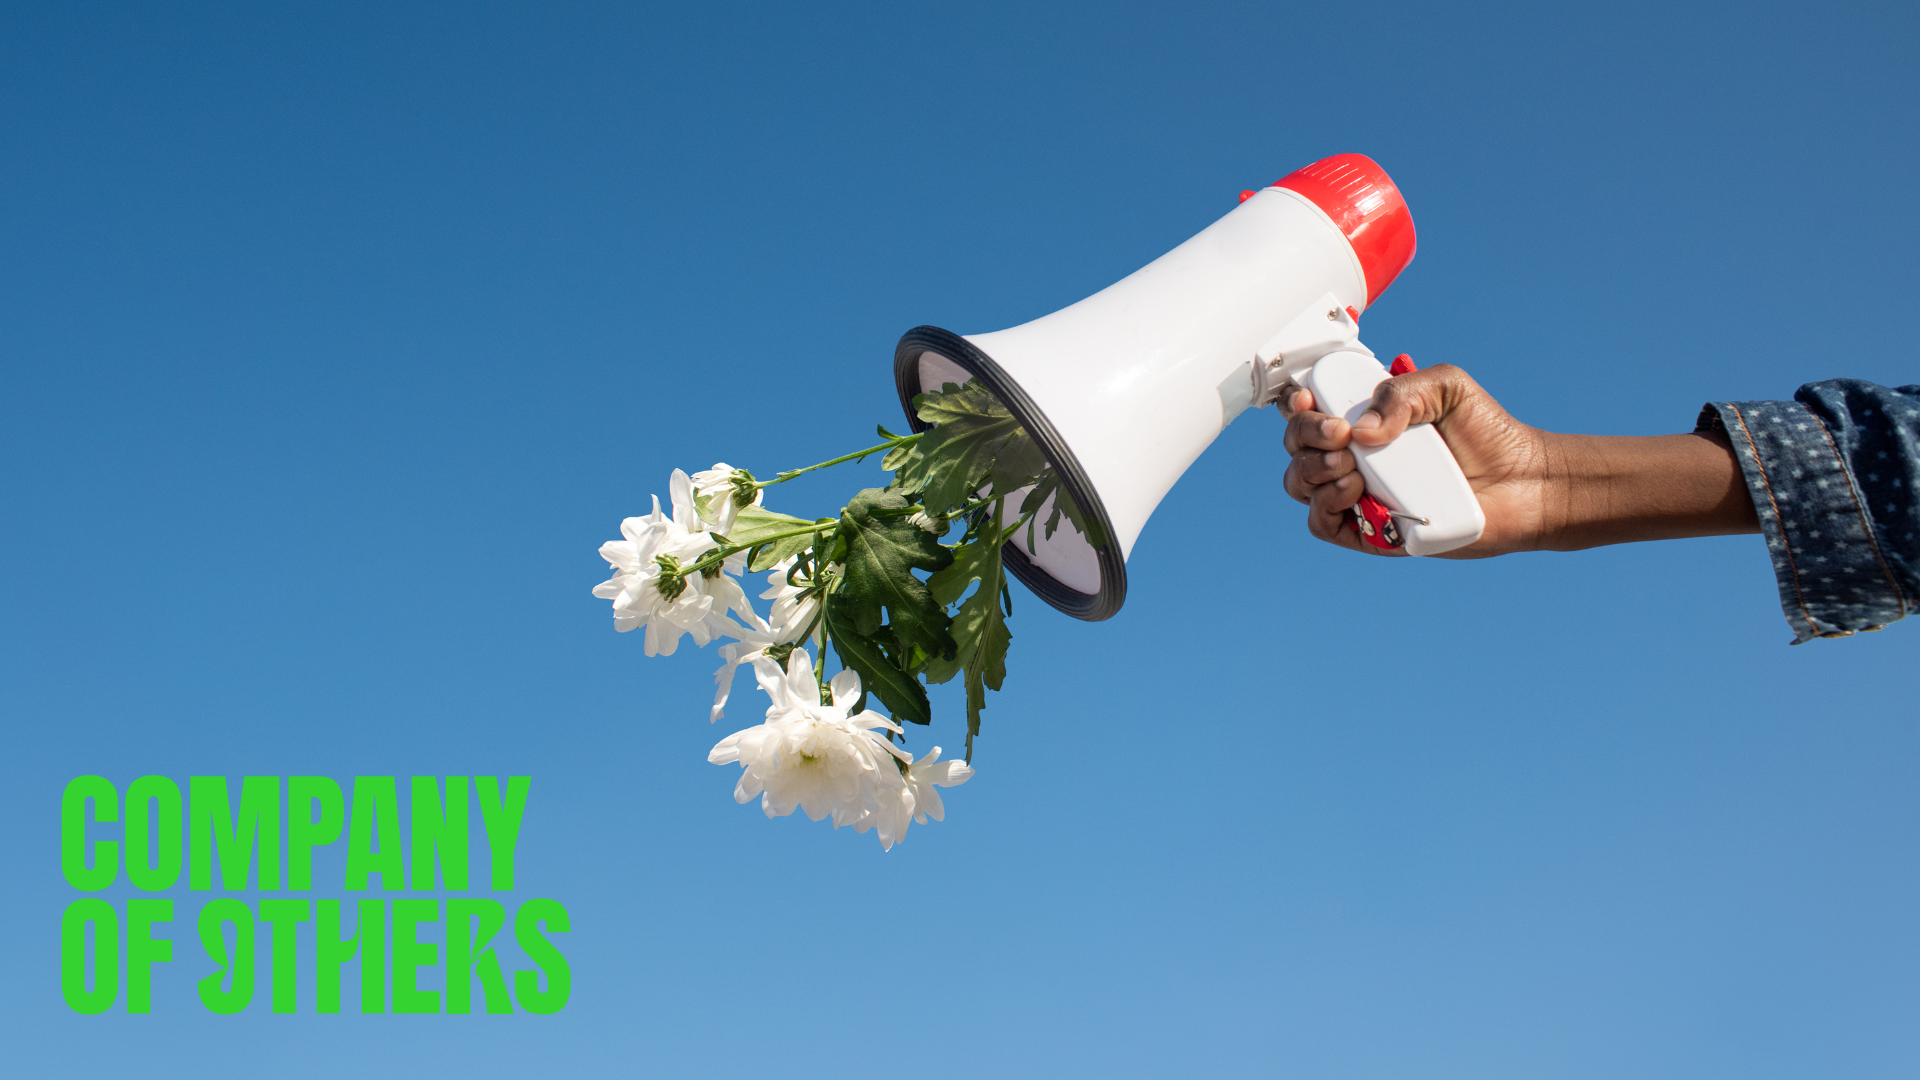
[894,153,1485,621]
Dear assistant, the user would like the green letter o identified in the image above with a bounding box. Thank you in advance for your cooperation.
[61,898,120,1014]
[125,776,183,891]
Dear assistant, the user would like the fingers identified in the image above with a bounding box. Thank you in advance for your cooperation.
[1284,447,1358,501]
[1277,387,1314,421]
[1283,407,1352,457]
[1286,441,1364,534]
[1309,470,1364,520]
[1307,473,1410,557]
[1351,363,1481,448]
[1283,399,1359,507]
[1304,472,1374,553]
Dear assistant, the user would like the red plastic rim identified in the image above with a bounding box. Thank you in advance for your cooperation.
[1275,153,1417,308]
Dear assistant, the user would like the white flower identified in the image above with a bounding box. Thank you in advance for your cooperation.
[708,651,912,841]
[707,650,975,850]
[850,746,974,849]
[592,497,713,655]
[698,563,764,631]
[594,470,764,655]
[709,625,781,724]
[903,747,973,826]
[709,556,832,723]
[907,510,947,535]
[691,462,762,535]
[761,557,825,643]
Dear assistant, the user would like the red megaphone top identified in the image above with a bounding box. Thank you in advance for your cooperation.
[1275,153,1418,308]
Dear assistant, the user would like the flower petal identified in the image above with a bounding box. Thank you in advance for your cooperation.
[829,668,862,709]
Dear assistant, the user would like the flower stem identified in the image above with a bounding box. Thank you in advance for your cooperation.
[679,522,830,578]
[758,433,921,489]
[814,628,828,704]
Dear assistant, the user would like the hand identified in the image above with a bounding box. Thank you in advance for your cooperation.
[1279,364,1758,557]
[1281,364,1553,558]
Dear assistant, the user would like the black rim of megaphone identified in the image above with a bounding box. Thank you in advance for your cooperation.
[893,325,1127,622]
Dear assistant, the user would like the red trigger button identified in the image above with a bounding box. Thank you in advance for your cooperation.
[1344,306,1360,324]
[1238,190,1257,203]
[1351,495,1404,549]
[1389,354,1417,376]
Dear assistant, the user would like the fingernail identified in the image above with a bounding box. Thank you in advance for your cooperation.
[1322,451,1342,468]
[1318,418,1340,439]
[1354,412,1382,431]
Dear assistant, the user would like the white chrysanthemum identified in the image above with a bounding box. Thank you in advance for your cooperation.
[709,625,780,724]
[903,747,973,826]
[697,563,763,630]
[761,557,825,643]
[593,470,763,655]
[708,651,910,835]
[850,746,974,850]
[591,498,714,655]
[906,509,947,535]
[710,556,831,722]
[690,462,762,535]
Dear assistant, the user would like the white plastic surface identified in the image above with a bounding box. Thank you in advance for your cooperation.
[1248,293,1375,412]
[1299,351,1486,556]
[936,185,1370,595]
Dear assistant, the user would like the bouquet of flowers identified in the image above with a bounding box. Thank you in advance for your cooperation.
[593,379,1100,849]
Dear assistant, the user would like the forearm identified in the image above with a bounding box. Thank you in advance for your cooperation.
[1537,430,1759,551]
[1286,365,1915,641]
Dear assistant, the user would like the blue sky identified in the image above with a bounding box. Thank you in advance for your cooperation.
[3,1,1916,1076]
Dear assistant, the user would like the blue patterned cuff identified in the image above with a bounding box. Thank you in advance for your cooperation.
[1699,399,1912,643]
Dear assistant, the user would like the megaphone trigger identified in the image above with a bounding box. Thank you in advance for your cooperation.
[1350,494,1405,550]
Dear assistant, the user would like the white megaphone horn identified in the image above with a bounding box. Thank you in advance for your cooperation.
[894,153,1485,621]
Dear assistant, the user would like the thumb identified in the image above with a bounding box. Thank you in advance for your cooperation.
[1350,363,1478,447]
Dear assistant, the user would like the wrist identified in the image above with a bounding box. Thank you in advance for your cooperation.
[1533,431,1585,553]
[1532,430,1758,551]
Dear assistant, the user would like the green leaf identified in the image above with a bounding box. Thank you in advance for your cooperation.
[730,505,831,573]
[826,599,931,726]
[1016,473,1106,551]
[834,488,956,660]
[920,518,1014,752]
[881,438,921,474]
[879,426,922,473]
[748,534,817,573]
[927,533,1004,608]
[892,381,1049,517]
[729,504,815,542]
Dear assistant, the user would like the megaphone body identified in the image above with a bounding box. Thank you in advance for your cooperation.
[895,154,1484,621]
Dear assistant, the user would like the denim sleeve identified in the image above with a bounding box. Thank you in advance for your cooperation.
[1697,380,1920,643]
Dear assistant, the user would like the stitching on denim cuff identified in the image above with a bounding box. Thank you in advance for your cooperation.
[1726,403,1818,636]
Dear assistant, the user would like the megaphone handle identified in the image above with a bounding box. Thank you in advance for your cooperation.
[1351,353,1421,550]
[1298,352,1487,557]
